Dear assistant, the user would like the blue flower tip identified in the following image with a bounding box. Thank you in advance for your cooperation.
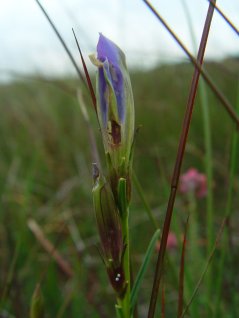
[97,34,119,65]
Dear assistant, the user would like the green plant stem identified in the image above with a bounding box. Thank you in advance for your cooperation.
[118,178,131,318]
[185,194,200,318]
[119,209,131,318]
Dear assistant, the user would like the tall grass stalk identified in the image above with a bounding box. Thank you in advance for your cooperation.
[144,1,217,316]
[181,0,214,308]
[35,0,85,84]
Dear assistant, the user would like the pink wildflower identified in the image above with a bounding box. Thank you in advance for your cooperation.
[167,232,178,249]
[179,168,207,198]
[156,232,178,251]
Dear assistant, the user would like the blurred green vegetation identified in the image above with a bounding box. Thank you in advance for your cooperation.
[0,58,238,317]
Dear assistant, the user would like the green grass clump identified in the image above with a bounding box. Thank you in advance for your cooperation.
[0,59,238,317]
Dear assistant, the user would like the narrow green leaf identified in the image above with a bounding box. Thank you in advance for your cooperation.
[177,214,189,318]
[30,284,44,318]
[130,229,160,313]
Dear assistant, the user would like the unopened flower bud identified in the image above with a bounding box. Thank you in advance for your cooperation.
[92,164,126,296]
[90,34,135,202]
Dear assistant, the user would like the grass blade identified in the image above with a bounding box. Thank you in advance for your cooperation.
[34,0,85,84]
[180,218,226,318]
[30,284,45,318]
[177,215,189,318]
[0,239,21,305]
[130,229,160,313]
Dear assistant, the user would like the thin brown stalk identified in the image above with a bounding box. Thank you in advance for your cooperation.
[28,219,73,278]
[34,0,85,84]
[142,0,239,128]
[207,0,239,35]
[147,1,217,317]
[177,215,190,318]
[72,28,97,113]
[180,218,226,318]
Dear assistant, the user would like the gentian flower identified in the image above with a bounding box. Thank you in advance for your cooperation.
[92,164,127,297]
[90,34,134,202]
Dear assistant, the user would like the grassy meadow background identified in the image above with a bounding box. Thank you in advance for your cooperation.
[0,57,239,317]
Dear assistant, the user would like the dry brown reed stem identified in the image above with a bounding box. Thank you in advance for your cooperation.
[207,0,239,35]
[73,29,97,113]
[146,1,217,317]
[142,0,239,128]
[28,219,73,278]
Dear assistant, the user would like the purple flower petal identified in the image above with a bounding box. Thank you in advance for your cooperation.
[97,34,125,124]
[98,66,108,127]
[97,33,119,66]
[109,63,124,122]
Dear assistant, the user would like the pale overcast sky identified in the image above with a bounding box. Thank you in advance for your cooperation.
[0,0,238,80]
